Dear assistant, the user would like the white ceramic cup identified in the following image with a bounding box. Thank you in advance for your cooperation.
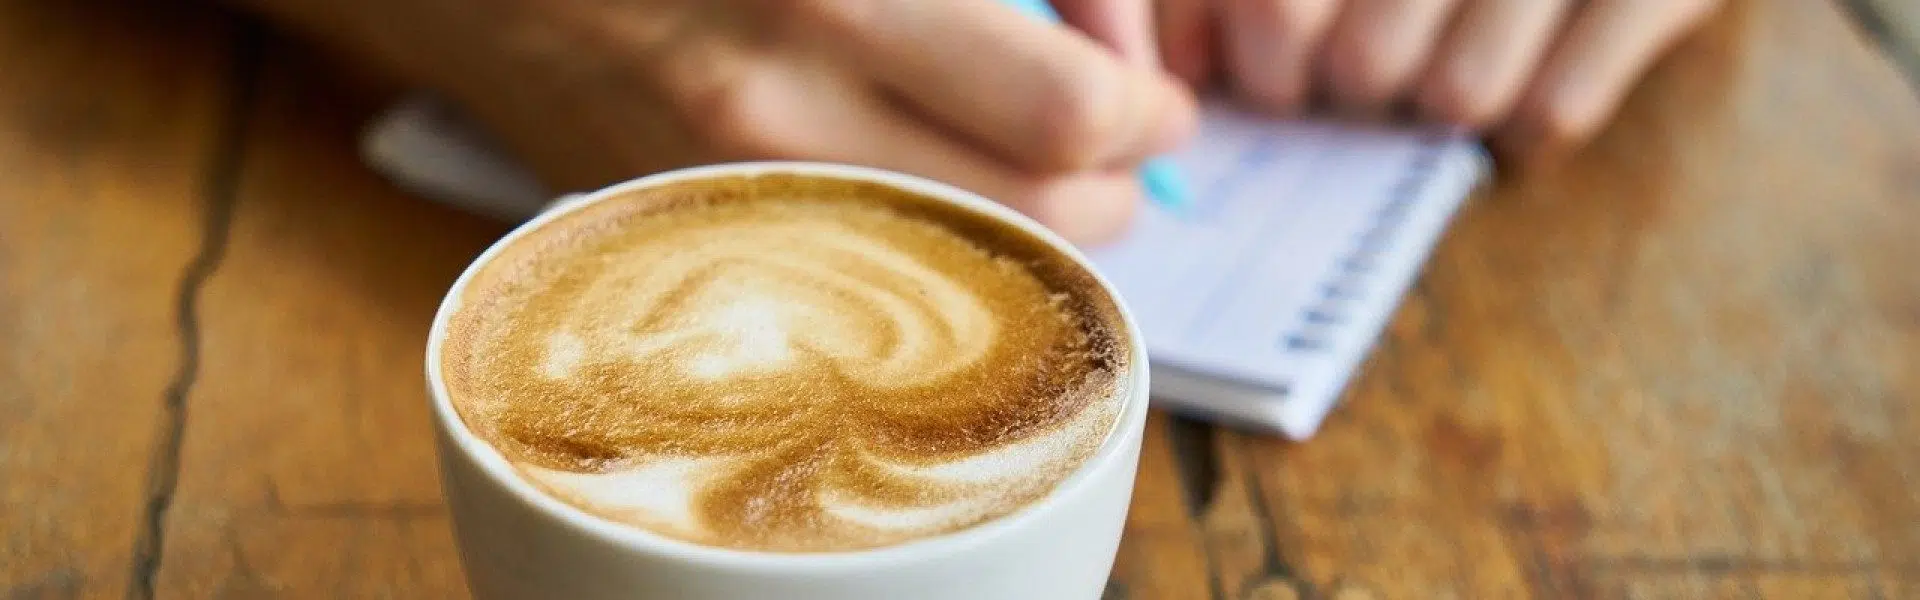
[425,162,1151,600]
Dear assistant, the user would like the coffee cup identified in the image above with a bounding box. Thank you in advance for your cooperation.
[426,162,1150,599]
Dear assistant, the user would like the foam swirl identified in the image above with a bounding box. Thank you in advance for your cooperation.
[546,218,997,387]
[441,174,1128,552]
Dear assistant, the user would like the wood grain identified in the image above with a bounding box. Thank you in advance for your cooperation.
[145,43,507,598]
[3,0,1917,599]
[1111,414,1217,600]
[0,1,235,598]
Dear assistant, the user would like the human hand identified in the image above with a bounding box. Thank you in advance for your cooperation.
[1153,0,1723,159]
[243,0,1197,243]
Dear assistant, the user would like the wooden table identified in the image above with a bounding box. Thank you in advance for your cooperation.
[4,1,1917,598]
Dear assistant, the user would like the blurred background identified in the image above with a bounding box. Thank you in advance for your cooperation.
[2,0,1917,598]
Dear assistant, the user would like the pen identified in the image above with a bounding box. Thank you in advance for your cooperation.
[998,0,1192,213]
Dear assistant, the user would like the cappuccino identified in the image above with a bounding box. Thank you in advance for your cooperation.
[439,173,1131,552]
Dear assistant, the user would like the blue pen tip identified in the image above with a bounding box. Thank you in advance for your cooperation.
[1002,0,1063,20]
[996,0,1191,215]
[1139,159,1190,213]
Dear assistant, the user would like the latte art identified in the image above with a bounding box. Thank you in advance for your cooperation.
[545,218,998,388]
[440,174,1129,552]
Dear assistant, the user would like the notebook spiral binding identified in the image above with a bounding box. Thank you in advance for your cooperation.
[1283,132,1449,353]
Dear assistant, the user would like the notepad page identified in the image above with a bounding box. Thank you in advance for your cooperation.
[1088,103,1487,437]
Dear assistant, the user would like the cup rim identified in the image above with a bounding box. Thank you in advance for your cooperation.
[424,161,1150,573]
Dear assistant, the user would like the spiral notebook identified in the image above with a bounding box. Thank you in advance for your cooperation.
[363,98,1487,440]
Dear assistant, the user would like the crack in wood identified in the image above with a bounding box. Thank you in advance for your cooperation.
[1168,415,1220,517]
[1497,501,1596,599]
[272,501,447,521]
[260,479,444,520]
[1496,500,1912,597]
[123,18,262,600]
[1235,443,1320,600]
[210,527,276,600]
[1164,416,1227,600]
[1584,554,1914,576]
[1238,452,1307,599]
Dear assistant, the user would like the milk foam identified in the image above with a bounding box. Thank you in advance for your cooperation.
[440,174,1129,552]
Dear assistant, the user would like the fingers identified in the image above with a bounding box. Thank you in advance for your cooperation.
[1055,0,1163,68]
[1416,0,1573,128]
[1222,0,1342,113]
[1154,0,1219,84]
[1190,0,1717,160]
[1320,0,1462,109]
[812,0,1196,173]
[1497,0,1723,157]
[810,88,1143,245]
[677,38,1141,245]
[839,118,1142,246]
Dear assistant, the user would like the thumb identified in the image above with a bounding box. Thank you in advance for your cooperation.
[1053,0,1162,68]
